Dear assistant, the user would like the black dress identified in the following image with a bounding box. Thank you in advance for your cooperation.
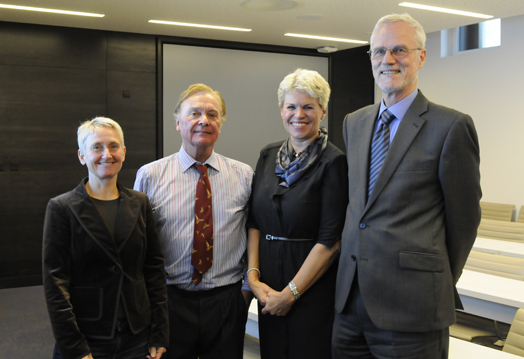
[248,141,349,359]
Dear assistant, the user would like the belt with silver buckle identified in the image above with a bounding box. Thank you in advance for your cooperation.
[265,234,313,242]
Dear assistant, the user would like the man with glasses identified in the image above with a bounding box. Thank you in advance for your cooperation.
[333,13,482,358]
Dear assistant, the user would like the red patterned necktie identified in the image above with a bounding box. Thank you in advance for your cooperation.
[191,164,213,285]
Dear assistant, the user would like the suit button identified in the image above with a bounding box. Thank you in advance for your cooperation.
[359,223,366,229]
[110,266,121,274]
[351,255,357,261]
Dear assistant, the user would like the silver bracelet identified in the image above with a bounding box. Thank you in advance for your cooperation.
[288,281,301,300]
[247,268,261,278]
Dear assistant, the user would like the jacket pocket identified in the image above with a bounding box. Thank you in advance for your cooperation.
[70,287,103,321]
[399,251,444,272]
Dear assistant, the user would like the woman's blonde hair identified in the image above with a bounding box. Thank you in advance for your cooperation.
[277,69,331,109]
[77,117,124,154]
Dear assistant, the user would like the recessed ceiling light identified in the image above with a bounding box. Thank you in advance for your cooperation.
[0,3,104,17]
[241,0,303,11]
[399,2,493,19]
[149,20,252,32]
[285,33,368,44]
[317,46,338,53]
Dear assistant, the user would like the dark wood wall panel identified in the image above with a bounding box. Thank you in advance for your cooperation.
[329,46,375,151]
[0,170,85,288]
[117,169,143,191]
[0,22,106,69]
[0,65,107,171]
[107,32,156,73]
[107,70,157,169]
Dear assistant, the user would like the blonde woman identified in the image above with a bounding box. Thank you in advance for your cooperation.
[247,69,348,359]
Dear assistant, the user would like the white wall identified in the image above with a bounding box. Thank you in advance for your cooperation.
[418,14,524,219]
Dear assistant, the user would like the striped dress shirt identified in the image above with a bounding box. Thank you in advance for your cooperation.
[134,147,254,291]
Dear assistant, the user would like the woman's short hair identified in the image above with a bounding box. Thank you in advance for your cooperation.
[371,13,426,49]
[277,69,331,110]
[77,117,125,154]
[173,83,227,121]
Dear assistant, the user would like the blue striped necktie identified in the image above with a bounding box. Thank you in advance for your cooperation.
[368,109,395,198]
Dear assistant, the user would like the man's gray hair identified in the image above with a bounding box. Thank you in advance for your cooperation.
[370,13,426,49]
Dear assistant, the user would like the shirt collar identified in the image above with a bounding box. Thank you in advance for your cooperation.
[379,88,418,122]
[178,145,219,173]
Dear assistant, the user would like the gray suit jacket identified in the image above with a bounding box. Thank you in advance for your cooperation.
[335,91,481,332]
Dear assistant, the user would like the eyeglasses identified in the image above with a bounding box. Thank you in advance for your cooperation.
[367,46,423,60]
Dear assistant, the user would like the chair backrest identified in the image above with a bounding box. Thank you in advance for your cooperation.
[480,201,515,222]
[465,250,524,280]
[477,219,524,242]
[517,205,524,224]
[503,308,524,355]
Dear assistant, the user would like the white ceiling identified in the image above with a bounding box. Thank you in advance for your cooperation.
[2,0,524,50]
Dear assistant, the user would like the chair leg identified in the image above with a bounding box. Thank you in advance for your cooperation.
[472,320,507,347]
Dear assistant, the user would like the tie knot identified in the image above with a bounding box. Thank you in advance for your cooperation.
[381,109,395,126]
[194,164,208,175]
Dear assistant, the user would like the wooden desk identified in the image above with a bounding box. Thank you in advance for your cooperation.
[247,302,521,358]
[449,337,521,358]
[472,237,524,255]
[457,269,524,324]
[499,245,524,259]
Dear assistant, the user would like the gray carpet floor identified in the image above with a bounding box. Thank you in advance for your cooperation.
[0,285,55,357]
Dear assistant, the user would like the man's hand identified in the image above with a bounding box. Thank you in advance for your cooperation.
[261,287,295,316]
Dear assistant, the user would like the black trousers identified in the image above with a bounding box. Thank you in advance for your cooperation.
[165,281,247,359]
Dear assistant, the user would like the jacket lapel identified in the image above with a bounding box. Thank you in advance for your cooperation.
[67,179,121,264]
[356,105,380,212]
[114,185,141,252]
[364,92,428,212]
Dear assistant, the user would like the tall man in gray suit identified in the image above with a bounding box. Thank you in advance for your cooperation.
[332,13,481,358]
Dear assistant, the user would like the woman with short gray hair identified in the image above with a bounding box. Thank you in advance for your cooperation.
[43,117,168,359]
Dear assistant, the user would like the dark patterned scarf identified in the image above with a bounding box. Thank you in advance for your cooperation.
[275,127,328,187]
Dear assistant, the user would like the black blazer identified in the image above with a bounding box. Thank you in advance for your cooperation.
[43,179,168,359]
